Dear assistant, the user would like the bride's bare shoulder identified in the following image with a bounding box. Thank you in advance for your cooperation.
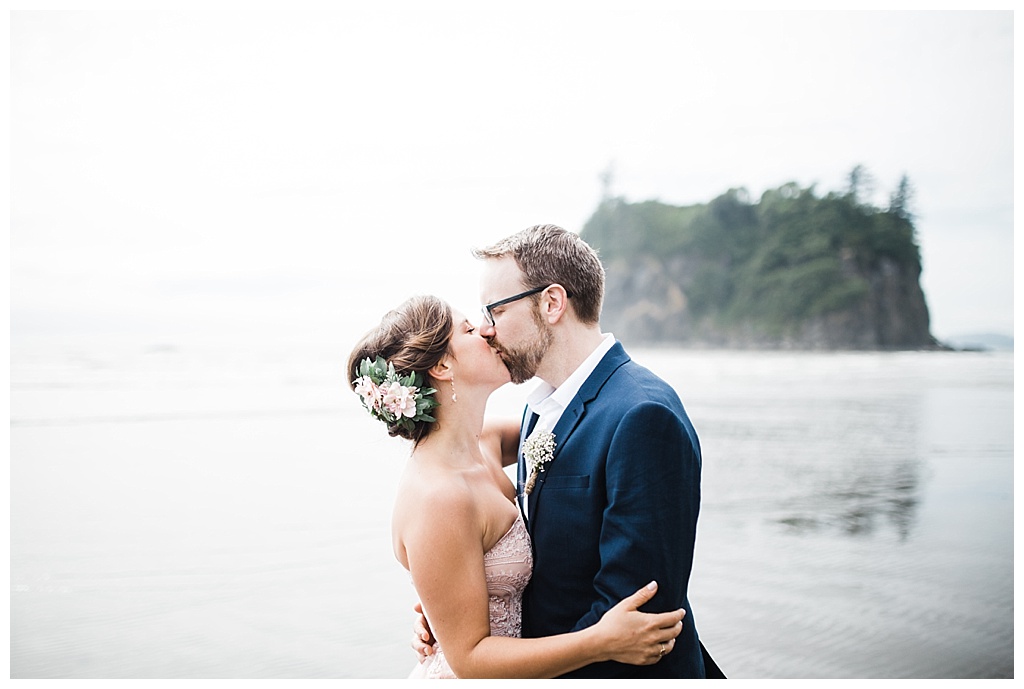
[391,457,478,563]
[396,460,474,516]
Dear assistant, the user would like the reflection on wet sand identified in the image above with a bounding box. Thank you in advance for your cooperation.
[647,350,1014,679]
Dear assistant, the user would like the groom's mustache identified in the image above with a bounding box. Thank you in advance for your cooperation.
[486,338,514,373]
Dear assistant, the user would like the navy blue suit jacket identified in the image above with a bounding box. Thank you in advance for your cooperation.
[517,342,705,678]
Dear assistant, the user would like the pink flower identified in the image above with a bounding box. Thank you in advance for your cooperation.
[383,381,418,418]
[354,376,383,411]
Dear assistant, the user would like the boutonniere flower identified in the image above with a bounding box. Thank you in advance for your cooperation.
[523,431,556,495]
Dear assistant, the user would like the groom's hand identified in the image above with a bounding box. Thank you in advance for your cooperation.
[411,602,436,662]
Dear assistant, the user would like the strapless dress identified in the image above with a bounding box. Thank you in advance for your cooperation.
[409,513,533,679]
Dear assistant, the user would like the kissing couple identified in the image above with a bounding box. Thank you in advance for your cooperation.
[348,224,720,679]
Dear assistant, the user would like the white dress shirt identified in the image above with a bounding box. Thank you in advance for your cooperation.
[522,333,616,518]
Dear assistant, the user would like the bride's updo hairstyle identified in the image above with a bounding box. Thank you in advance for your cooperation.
[347,295,454,445]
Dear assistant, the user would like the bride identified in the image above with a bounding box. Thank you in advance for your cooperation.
[348,295,685,679]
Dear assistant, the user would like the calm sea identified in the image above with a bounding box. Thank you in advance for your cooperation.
[9,336,1014,679]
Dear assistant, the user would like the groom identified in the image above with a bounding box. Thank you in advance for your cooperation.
[419,224,711,678]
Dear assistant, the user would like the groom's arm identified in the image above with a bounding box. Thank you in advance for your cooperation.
[411,602,436,661]
[482,417,523,468]
[570,401,701,630]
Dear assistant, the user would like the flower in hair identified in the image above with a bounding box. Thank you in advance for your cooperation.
[383,381,418,418]
[353,356,439,433]
[354,375,384,411]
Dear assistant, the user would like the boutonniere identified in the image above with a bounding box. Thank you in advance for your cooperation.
[523,431,556,495]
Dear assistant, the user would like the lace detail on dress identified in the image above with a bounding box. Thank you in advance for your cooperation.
[484,513,532,639]
[409,514,533,679]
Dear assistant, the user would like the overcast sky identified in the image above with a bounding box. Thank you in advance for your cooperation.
[10,8,1015,347]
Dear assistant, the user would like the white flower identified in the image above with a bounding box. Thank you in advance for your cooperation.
[523,431,556,495]
[383,381,419,418]
[354,375,383,411]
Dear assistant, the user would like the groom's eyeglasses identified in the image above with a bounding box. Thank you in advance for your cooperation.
[481,284,571,327]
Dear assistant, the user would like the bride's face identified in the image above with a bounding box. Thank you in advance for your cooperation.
[448,310,511,391]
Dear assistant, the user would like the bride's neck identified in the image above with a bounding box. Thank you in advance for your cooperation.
[416,394,487,464]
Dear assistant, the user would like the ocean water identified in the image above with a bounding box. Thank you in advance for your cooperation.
[9,337,1014,679]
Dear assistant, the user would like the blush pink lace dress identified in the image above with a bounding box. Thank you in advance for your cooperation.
[408,513,533,679]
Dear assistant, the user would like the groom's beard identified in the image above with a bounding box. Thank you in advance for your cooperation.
[491,316,553,385]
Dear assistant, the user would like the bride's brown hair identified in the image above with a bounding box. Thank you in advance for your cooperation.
[347,295,454,444]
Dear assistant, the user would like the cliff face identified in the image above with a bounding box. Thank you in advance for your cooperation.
[601,253,936,349]
[585,186,939,350]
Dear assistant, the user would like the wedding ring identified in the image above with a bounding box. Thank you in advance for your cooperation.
[659,642,666,656]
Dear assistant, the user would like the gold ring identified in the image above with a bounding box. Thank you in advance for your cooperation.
[659,642,666,656]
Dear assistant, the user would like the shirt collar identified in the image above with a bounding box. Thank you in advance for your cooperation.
[526,333,616,418]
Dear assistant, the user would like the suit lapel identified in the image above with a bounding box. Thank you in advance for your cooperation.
[525,343,631,530]
[517,410,538,523]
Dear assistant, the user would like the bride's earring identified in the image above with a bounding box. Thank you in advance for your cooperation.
[451,376,457,403]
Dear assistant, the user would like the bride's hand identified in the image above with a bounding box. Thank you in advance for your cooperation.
[592,581,685,665]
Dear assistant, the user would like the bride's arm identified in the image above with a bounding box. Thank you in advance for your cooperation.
[403,490,684,679]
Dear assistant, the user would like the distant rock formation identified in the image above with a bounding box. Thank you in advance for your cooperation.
[582,176,943,350]
[599,251,939,349]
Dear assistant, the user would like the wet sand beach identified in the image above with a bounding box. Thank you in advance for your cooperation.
[10,339,1014,678]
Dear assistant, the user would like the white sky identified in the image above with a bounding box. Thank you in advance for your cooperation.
[9,7,1016,346]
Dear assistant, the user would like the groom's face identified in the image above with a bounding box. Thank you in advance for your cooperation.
[478,257,553,385]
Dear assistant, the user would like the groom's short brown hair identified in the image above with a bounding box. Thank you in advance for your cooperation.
[472,224,604,325]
